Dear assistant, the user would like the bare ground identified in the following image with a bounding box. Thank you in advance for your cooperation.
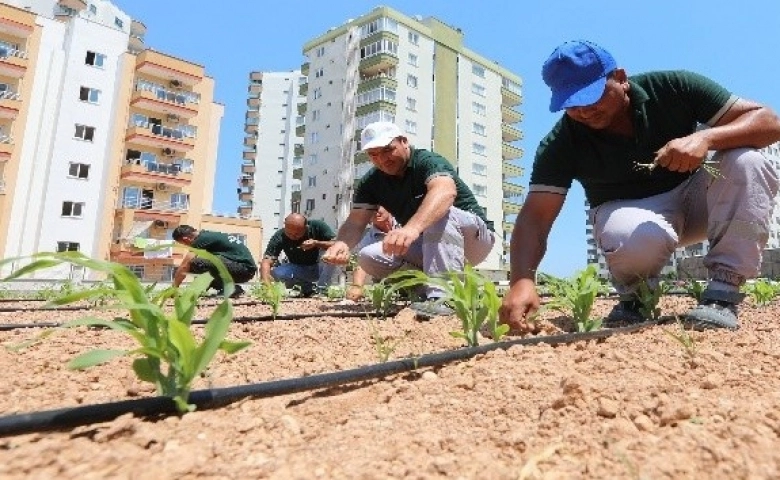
[1,295,779,479]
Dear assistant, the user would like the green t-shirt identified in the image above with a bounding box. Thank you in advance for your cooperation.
[191,230,257,268]
[353,147,493,230]
[263,219,335,265]
[530,70,736,207]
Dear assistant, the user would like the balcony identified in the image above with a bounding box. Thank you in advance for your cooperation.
[0,4,36,38]
[297,102,307,116]
[0,134,13,161]
[359,53,399,77]
[501,86,522,107]
[0,46,28,78]
[291,190,301,204]
[300,62,309,76]
[357,73,398,93]
[247,96,260,109]
[120,161,192,187]
[115,197,189,225]
[295,124,305,137]
[128,20,146,52]
[502,181,524,195]
[0,87,20,119]
[135,50,203,87]
[244,123,257,135]
[248,83,262,97]
[502,142,524,161]
[239,176,254,188]
[294,143,304,156]
[58,0,87,11]
[354,151,369,165]
[126,124,195,151]
[292,167,302,180]
[502,200,522,215]
[243,135,256,148]
[242,150,256,161]
[237,204,253,217]
[502,123,523,142]
[131,84,199,119]
[501,105,523,124]
[250,71,263,83]
[502,221,515,234]
[298,81,308,97]
[241,162,256,174]
[238,190,253,202]
[502,162,524,178]
[355,98,396,118]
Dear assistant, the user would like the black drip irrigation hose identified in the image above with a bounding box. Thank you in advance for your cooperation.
[0,309,404,332]
[0,321,655,437]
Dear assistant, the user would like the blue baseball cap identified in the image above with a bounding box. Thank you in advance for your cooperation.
[542,40,617,112]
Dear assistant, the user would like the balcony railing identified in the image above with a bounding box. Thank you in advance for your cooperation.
[118,198,189,211]
[0,133,13,144]
[125,159,190,175]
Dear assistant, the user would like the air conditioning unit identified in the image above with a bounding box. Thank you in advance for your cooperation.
[162,148,175,157]
[153,219,169,228]
[169,79,182,88]
[156,183,168,191]
[166,113,180,122]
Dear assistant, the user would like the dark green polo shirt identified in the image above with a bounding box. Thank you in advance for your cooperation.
[192,230,257,268]
[263,219,335,265]
[353,147,493,230]
[530,70,736,207]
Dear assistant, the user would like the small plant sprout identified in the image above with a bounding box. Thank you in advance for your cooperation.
[682,279,707,302]
[368,317,407,363]
[663,317,697,363]
[741,279,778,307]
[383,265,509,347]
[1,250,250,413]
[635,278,671,322]
[364,280,395,320]
[251,281,287,318]
[326,285,346,301]
[542,265,604,332]
[634,156,722,179]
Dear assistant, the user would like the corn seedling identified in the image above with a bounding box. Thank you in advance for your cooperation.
[663,317,697,362]
[635,278,671,322]
[634,159,722,179]
[383,266,509,347]
[542,265,604,331]
[681,279,707,302]
[368,317,406,363]
[1,250,250,413]
[325,285,345,300]
[364,280,395,320]
[741,279,778,306]
[251,281,287,318]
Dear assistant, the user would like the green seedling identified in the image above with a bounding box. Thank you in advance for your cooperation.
[326,285,345,300]
[364,280,395,320]
[682,279,707,302]
[635,278,671,322]
[635,159,722,179]
[251,281,287,318]
[2,250,250,413]
[384,265,509,347]
[663,317,697,362]
[741,279,778,306]
[542,265,604,331]
[368,317,406,363]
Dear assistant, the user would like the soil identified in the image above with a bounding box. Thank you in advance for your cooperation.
[1,294,779,479]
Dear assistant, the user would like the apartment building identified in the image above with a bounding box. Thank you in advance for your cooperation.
[586,142,780,280]
[0,0,260,281]
[292,6,523,275]
[239,70,305,253]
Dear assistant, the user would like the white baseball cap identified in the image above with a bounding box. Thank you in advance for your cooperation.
[360,121,403,151]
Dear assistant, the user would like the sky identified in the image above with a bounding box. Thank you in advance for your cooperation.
[115,0,780,278]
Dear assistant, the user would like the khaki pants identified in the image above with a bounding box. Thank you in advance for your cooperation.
[589,148,779,294]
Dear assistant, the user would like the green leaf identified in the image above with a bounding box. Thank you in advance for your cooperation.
[132,357,160,383]
[2,258,63,281]
[67,349,128,370]
[190,300,233,378]
[167,318,197,378]
[219,340,251,354]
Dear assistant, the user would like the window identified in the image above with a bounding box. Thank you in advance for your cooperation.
[472,143,486,156]
[310,131,319,144]
[74,124,95,142]
[472,64,486,78]
[407,53,418,66]
[404,119,417,134]
[84,50,106,68]
[114,17,124,29]
[407,74,418,88]
[406,97,417,112]
[472,102,486,116]
[315,67,324,78]
[313,87,322,99]
[308,176,317,187]
[473,123,486,136]
[57,241,80,252]
[472,184,487,197]
[61,201,84,218]
[305,199,315,211]
[408,31,419,45]
[472,162,487,176]
[472,83,486,97]
[308,153,318,165]
[68,162,90,179]
[315,46,325,57]
[79,86,100,104]
[170,193,188,209]
[312,109,320,121]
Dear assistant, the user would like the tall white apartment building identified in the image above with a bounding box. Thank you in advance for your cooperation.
[239,70,305,252]
[0,0,261,281]
[585,141,780,279]
[294,6,524,275]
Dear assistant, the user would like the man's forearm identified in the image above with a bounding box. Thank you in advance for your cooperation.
[336,220,369,249]
[405,185,455,234]
[260,259,273,282]
[509,227,547,284]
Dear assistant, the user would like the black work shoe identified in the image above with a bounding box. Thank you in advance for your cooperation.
[684,289,743,330]
[410,299,455,320]
[603,299,645,328]
[229,284,245,299]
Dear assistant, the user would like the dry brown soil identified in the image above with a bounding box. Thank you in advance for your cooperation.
[1,295,779,479]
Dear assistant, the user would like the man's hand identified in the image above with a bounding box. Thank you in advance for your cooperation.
[345,284,364,301]
[498,279,541,333]
[301,239,318,251]
[321,241,351,265]
[653,134,709,172]
[382,226,421,256]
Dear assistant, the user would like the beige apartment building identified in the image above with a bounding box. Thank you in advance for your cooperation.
[0,0,260,282]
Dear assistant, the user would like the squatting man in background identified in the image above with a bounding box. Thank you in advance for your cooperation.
[322,121,496,318]
[172,225,257,298]
[345,206,399,302]
[499,40,780,332]
[260,213,338,297]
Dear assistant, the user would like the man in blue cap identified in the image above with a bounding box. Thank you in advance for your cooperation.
[500,40,780,331]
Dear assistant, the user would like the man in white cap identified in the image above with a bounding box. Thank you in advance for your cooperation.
[322,122,495,318]
[499,39,780,332]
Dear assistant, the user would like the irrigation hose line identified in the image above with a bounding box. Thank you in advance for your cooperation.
[0,309,404,332]
[0,321,654,437]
